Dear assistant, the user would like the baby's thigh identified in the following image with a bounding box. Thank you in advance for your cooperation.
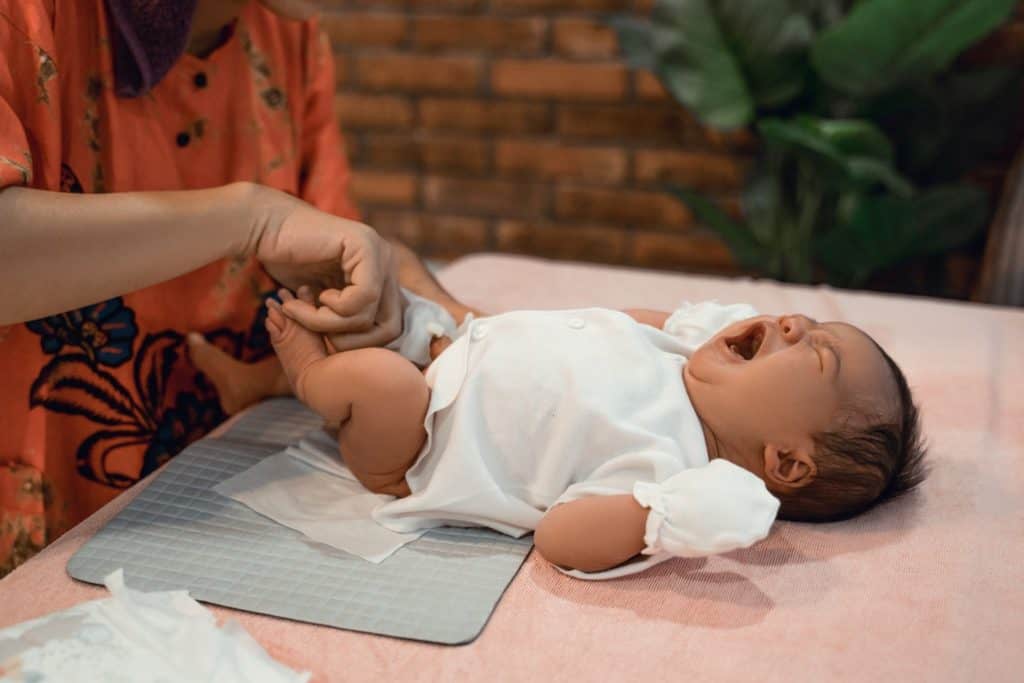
[335,348,429,494]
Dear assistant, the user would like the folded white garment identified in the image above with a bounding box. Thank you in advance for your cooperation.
[0,569,307,683]
[214,429,426,563]
[385,289,459,367]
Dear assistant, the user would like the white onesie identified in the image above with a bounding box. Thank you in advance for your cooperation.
[372,301,772,579]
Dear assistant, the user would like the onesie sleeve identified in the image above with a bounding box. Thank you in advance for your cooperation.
[550,449,686,509]
[0,0,63,191]
[662,301,759,349]
[296,19,359,220]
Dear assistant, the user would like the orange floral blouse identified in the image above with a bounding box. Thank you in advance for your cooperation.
[0,0,357,574]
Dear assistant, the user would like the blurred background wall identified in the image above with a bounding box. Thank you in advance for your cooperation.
[321,0,1024,296]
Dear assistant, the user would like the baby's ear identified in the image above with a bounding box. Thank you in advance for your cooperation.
[762,444,817,492]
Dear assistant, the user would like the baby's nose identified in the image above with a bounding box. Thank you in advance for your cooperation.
[778,315,810,344]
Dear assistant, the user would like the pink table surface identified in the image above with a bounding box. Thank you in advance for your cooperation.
[2,254,1022,682]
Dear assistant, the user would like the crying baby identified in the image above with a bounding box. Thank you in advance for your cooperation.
[198,288,926,579]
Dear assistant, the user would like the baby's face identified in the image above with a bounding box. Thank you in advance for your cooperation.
[684,315,894,479]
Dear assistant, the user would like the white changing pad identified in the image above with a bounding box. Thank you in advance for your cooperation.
[214,429,426,563]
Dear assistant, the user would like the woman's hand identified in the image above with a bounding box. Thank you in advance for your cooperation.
[246,186,404,351]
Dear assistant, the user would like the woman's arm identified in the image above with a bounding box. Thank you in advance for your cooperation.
[534,495,649,574]
[389,239,485,324]
[0,183,256,324]
[0,183,399,344]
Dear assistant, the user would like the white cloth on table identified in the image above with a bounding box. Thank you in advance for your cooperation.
[214,428,426,563]
[0,569,307,682]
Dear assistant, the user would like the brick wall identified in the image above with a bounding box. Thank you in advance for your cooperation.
[323,1,1023,278]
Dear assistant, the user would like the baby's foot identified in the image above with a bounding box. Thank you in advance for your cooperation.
[187,334,267,415]
[267,288,328,394]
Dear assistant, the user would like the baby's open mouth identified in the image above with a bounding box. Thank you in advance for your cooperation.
[725,323,765,361]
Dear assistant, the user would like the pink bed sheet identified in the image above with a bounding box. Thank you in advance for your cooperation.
[2,254,1022,682]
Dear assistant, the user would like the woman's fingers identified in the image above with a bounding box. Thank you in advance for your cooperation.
[282,242,391,335]
[327,323,399,353]
[279,298,349,333]
[318,233,391,319]
[254,197,396,336]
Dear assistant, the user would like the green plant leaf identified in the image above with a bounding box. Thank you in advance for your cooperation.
[906,185,990,254]
[742,164,784,247]
[651,0,754,128]
[810,119,893,161]
[760,116,892,160]
[816,184,989,285]
[811,0,1017,96]
[609,17,657,71]
[669,187,767,269]
[845,159,914,197]
[794,0,856,30]
[647,0,818,127]
[863,66,1024,183]
[715,0,815,108]
[758,117,913,194]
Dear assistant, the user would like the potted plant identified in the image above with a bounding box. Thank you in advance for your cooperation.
[614,0,1021,288]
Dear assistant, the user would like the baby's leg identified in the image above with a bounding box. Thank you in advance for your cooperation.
[267,291,428,497]
[187,335,292,415]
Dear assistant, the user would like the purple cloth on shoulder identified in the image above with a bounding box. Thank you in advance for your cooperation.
[105,0,199,98]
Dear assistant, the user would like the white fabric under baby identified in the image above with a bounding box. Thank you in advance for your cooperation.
[0,569,307,682]
[214,428,427,563]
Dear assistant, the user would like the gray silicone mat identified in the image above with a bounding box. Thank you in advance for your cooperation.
[67,400,533,645]
[218,397,328,446]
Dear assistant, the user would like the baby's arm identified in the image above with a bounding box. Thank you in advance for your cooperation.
[534,496,648,573]
[536,461,781,575]
[622,309,670,329]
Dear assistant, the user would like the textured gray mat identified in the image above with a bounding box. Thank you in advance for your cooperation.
[218,397,327,446]
[68,400,533,645]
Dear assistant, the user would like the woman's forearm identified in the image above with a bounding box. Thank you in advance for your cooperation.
[389,239,484,323]
[0,183,262,324]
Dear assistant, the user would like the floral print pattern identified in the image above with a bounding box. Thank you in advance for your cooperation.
[26,298,138,367]
[35,45,56,104]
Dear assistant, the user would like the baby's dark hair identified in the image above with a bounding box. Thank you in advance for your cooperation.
[778,342,928,523]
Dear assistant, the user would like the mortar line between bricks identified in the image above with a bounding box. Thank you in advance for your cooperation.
[404,9,416,49]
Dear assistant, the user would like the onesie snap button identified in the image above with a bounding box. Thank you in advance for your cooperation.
[471,324,489,340]
[567,317,585,329]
